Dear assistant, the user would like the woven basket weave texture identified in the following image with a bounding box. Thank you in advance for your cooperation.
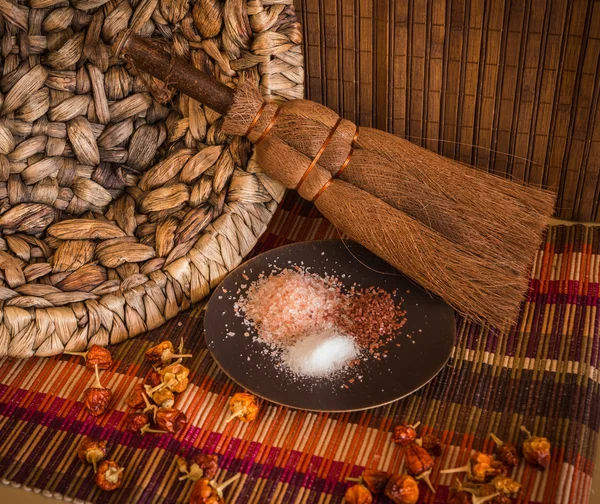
[0,0,303,358]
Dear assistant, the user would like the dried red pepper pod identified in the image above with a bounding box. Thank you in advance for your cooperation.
[441,451,497,483]
[489,474,521,494]
[126,384,148,410]
[419,433,443,457]
[65,345,113,370]
[159,361,190,393]
[404,443,435,492]
[520,425,551,469]
[344,483,373,504]
[447,490,472,504]
[145,341,192,365]
[189,474,241,504]
[192,453,219,480]
[346,469,391,494]
[83,364,112,417]
[156,407,187,433]
[178,458,206,482]
[489,433,519,467]
[95,460,124,491]
[226,393,259,423]
[145,370,162,388]
[384,474,420,504]
[77,436,107,473]
[126,412,151,433]
[393,421,420,446]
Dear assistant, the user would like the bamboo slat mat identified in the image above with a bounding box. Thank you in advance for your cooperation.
[293,0,600,222]
[1,191,600,504]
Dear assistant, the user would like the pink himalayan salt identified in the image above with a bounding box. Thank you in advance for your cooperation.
[235,269,342,346]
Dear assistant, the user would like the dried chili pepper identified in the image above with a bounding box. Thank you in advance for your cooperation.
[489,433,519,467]
[145,370,162,388]
[83,364,112,417]
[178,458,205,482]
[384,474,420,504]
[393,421,420,446]
[192,453,219,480]
[344,484,373,504]
[152,386,175,408]
[145,341,192,365]
[77,436,107,473]
[95,460,124,491]
[226,393,259,423]
[346,469,391,494]
[520,425,551,469]
[126,384,148,410]
[159,361,190,393]
[440,452,498,483]
[404,443,435,493]
[489,475,521,494]
[156,407,187,433]
[126,412,151,433]
[189,474,241,504]
[65,345,113,370]
[447,491,472,504]
[447,480,504,504]
[419,433,443,457]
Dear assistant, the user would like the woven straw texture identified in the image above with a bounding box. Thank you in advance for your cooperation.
[1,191,599,503]
[0,0,303,358]
[294,0,600,222]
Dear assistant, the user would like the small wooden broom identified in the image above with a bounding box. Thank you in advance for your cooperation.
[114,32,555,328]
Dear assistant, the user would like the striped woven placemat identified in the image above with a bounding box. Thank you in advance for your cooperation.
[1,192,599,504]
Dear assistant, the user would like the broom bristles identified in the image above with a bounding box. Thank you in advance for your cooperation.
[224,81,555,327]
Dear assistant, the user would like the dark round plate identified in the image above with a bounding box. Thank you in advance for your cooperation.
[204,240,455,412]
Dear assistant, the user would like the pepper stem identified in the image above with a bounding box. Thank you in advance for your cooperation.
[142,393,158,421]
[93,364,103,389]
[411,421,421,429]
[145,381,169,396]
[520,425,532,439]
[440,464,470,475]
[489,433,504,447]
[140,424,168,435]
[416,470,435,493]
[216,473,241,494]
[166,349,193,360]
[64,350,87,357]
[344,477,362,484]
[463,488,502,504]
[225,410,244,424]
[92,457,98,474]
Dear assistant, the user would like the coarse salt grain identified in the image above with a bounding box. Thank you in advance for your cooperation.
[282,330,359,378]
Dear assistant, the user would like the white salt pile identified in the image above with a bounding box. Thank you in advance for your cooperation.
[282,330,359,378]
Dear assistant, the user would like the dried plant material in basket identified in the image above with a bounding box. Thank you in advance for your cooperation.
[0,0,303,358]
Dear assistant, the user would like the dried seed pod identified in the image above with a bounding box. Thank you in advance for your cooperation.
[95,460,124,492]
[155,407,187,433]
[152,386,175,408]
[145,340,192,364]
[384,474,419,504]
[189,474,241,504]
[520,426,550,469]
[126,383,148,410]
[420,434,443,457]
[344,484,373,504]
[64,344,113,369]
[159,361,190,393]
[191,453,219,480]
[177,458,205,482]
[82,364,112,417]
[405,444,435,493]
[489,433,519,467]
[126,411,150,433]
[393,422,420,447]
[489,475,521,494]
[346,469,390,494]
[226,392,259,423]
[77,436,107,473]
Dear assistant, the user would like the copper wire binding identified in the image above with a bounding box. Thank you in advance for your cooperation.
[255,105,282,145]
[313,125,360,202]
[244,102,267,138]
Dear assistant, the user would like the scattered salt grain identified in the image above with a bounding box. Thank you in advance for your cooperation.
[283,330,359,378]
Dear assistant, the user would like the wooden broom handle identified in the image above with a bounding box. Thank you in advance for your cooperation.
[113,31,234,115]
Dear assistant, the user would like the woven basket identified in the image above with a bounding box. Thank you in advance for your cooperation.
[0,0,303,358]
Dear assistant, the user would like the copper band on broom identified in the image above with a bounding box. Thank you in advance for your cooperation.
[313,125,360,202]
[255,105,283,145]
[244,102,267,137]
[296,117,343,193]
